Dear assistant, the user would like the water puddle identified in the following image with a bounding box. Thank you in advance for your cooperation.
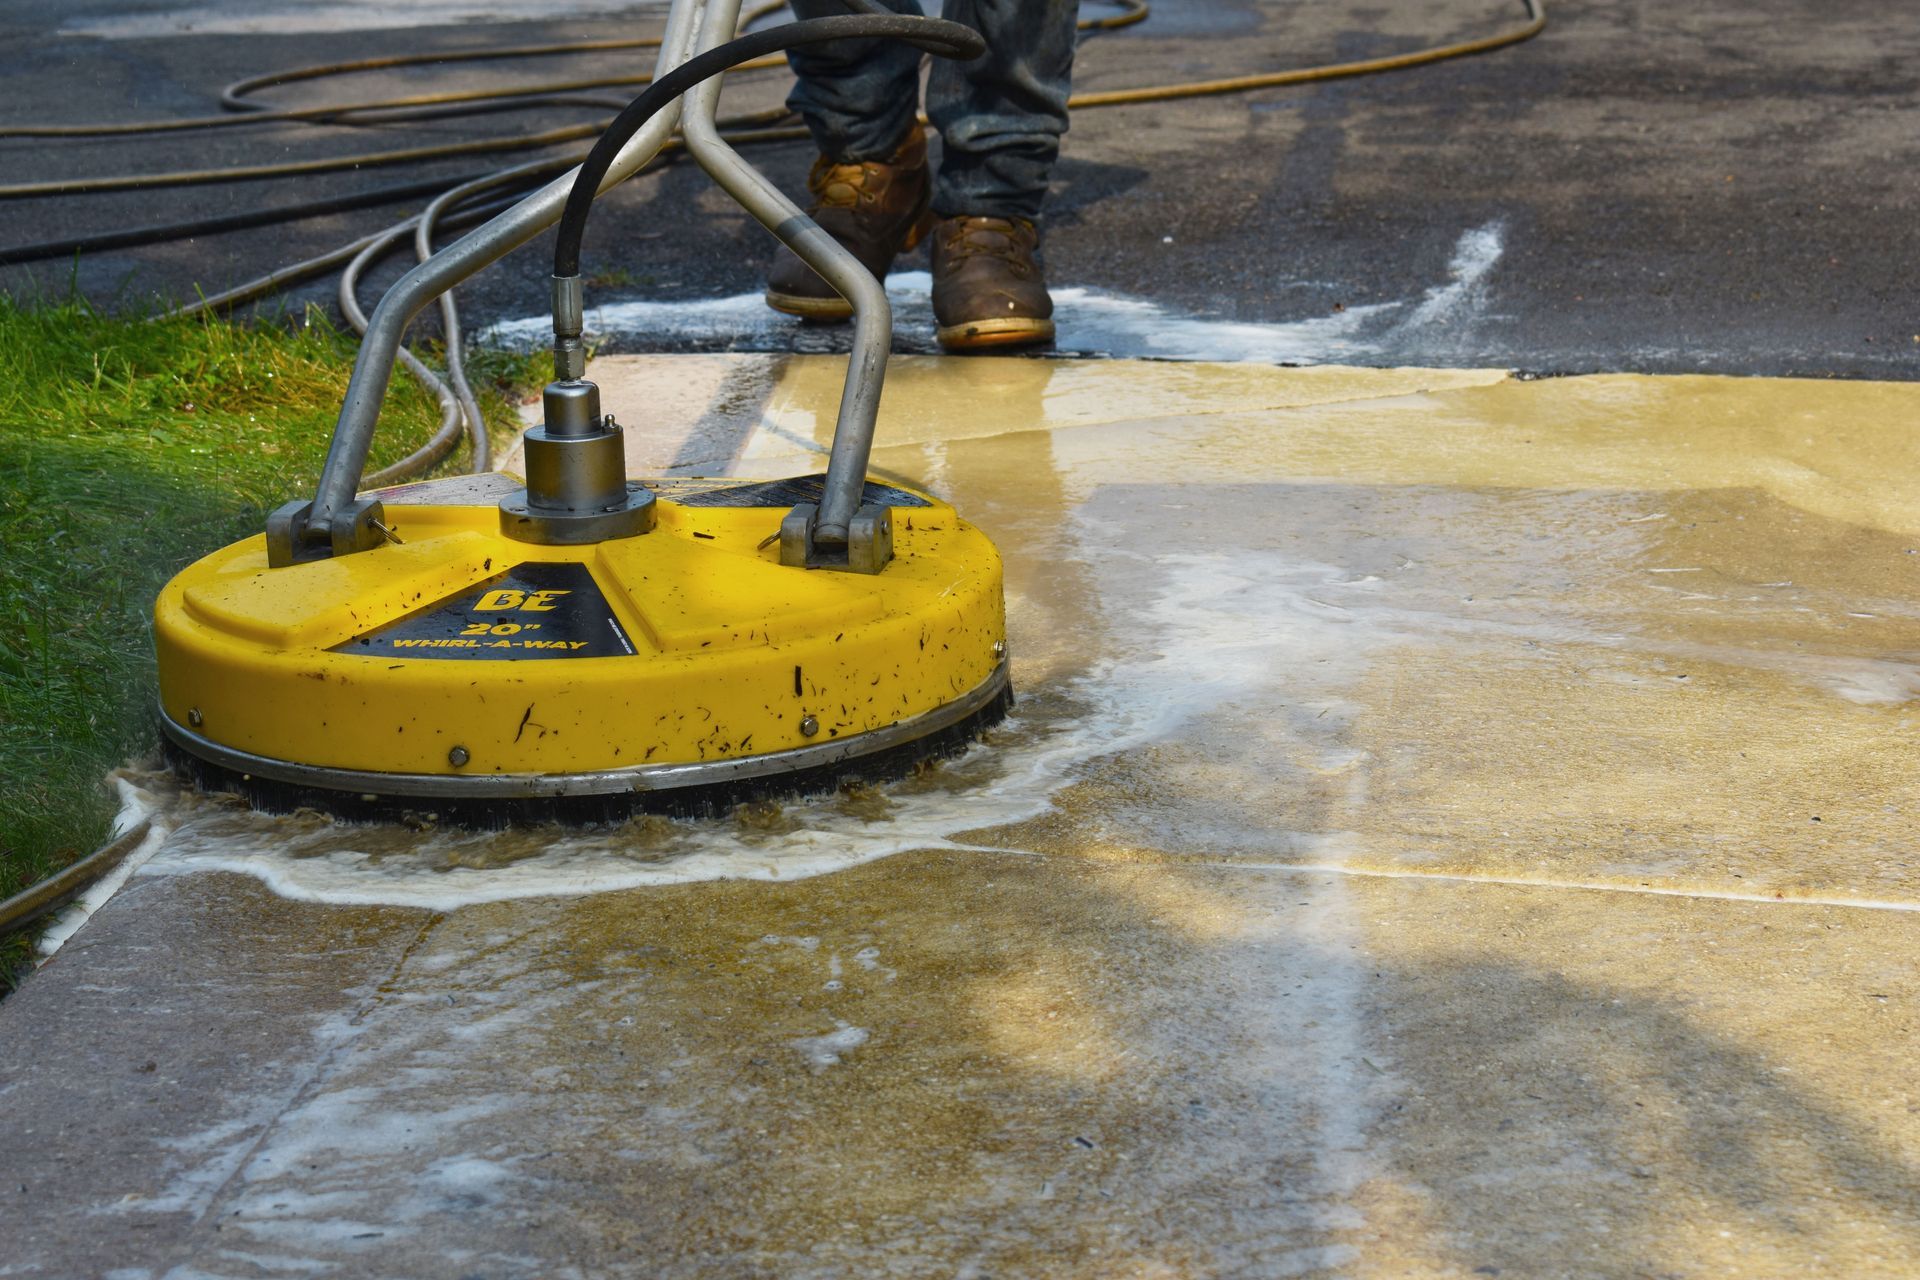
[121,682,1100,912]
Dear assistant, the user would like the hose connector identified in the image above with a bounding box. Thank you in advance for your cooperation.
[497,273,654,544]
[541,377,602,437]
[551,273,588,381]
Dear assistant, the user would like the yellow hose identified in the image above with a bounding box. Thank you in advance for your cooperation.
[0,0,1543,200]
[1071,0,1543,107]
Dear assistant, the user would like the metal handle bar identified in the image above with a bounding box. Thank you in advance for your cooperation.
[677,0,888,545]
[300,0,707,541]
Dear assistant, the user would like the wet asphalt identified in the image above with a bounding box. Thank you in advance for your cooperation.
[0,0,1915,378]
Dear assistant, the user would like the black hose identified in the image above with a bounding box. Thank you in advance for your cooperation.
[6,104,799,271]
[0,87,653,139]
[0,171,495,267]
[554,12,985,278]
[0,121,614,200]
[161,187,531,320]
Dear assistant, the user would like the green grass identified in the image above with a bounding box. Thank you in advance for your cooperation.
[0,294,541,984]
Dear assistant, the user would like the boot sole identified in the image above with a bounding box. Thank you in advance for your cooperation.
[764,205,936,324]
[935,315,1057,352]
[765,290,854,321]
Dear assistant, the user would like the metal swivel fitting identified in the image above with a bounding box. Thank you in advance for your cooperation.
[499,276,655,544]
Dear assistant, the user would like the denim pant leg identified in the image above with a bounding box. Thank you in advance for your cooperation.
[785,0,928,161]
[927,0,1078,221]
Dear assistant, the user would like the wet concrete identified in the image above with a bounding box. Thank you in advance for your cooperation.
[5,357,1920,1276]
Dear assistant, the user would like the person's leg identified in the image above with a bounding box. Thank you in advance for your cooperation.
[785,0,927,163]
[925,0,1078,221]
[766,0,936,318]
[923,0,1079,350]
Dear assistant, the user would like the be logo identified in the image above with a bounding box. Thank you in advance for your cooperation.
[474,588,570,612]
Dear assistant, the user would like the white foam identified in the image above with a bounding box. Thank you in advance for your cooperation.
[134,713,1089,910]
[789,1020,870,1070]
[102,941,603,1262]
[35,777,171,961]
[131,545,1387,909]
[480,268,1393,363]
[1393,220,1506,340]
[121,508,1914,914]
[477,222,1508,365]
[1822,662,1920,706]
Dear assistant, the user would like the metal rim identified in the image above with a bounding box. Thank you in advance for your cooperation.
[158,662,1009,800]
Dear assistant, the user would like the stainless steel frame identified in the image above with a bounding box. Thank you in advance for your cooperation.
[285,0,899,567]
[679,0,889,550]
[282,0,702,561]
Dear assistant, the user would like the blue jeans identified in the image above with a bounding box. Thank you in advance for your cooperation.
[784,0,1078,221]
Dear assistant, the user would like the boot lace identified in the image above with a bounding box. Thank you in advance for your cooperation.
[940,218,1034,274]
[808,158,876,210]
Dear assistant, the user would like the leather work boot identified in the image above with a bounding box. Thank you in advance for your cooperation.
[765,128,932,320]
[929,215,1056,351]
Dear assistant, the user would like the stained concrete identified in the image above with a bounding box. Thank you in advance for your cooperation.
[5,356,1920,1276]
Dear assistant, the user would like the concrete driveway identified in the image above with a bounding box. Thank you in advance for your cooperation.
[6,355,1920,1275]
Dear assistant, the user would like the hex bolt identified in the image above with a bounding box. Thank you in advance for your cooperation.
[799,714,819,738]
[448,746,471,767]
[992,640,1007,661]
[188,707,204,727]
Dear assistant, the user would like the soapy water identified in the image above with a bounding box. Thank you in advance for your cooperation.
[90,522,1920,927]
[479,270,1386,363]
[110,549,1384,915]
[34,782,172,957]
[124,683,1112,913]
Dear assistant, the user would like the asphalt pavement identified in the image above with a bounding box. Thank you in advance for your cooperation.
[0,0,1914,377]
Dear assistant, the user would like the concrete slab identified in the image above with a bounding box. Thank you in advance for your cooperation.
[17,863,1920,1277]
[6,358,1920,1275]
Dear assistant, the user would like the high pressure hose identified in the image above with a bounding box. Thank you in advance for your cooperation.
[340,225,471,483]
[523,2,987,553]
[553,11,985,281]
[335,160,590,480]
[0,171,495,269]
[346,155,621,477]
